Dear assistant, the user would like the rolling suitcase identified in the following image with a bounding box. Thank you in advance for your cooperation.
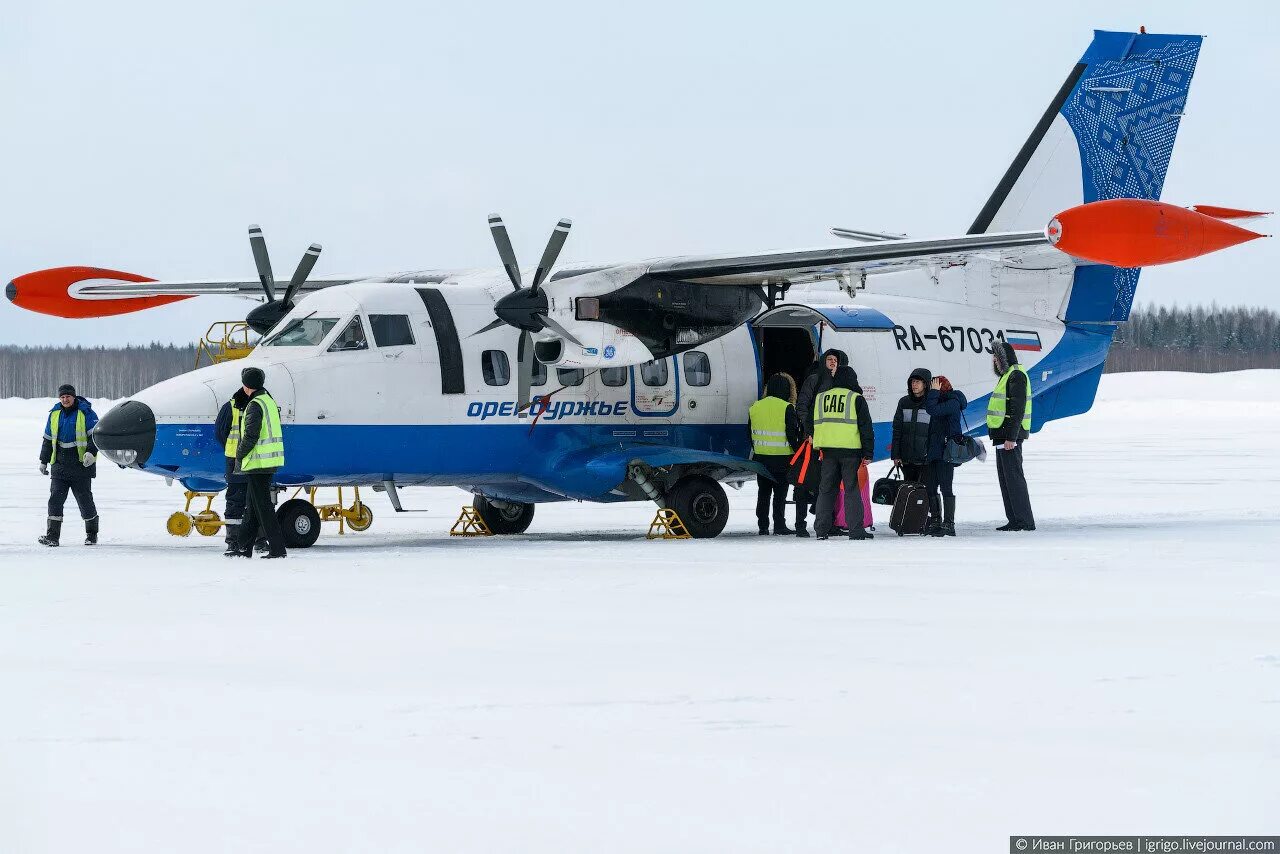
[889,480,930,536]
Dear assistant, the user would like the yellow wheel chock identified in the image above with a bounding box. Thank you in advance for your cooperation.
[450,506,493,537]
[166,491,224,538]
[647,508,691,540]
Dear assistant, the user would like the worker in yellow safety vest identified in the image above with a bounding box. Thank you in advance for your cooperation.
[987,342,1036,532]
[227,367,289,559]
[748,373,802,535]
[811,366,875,540]
[215,388,267,555]
[38,383,101,547]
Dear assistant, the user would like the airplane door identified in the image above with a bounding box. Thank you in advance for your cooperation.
[628,357,679,419]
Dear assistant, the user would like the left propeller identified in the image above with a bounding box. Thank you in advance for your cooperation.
[243,225,323,335]
[471,215,580,416]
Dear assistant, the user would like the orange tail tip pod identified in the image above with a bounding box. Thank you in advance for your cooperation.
[1189,205,1273,220]
[1047,199,1267,267]
[5,266,186,318]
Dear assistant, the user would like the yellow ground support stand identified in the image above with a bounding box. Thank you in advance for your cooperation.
[195,321,256,368]
[166,491,224,537]
[450,506,492,537]
[289,486,374,535]
[647,508,691,540]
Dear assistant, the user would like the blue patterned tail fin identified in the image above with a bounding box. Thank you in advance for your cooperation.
[970,29,1204,323]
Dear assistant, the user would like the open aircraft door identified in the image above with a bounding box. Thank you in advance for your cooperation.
[754,303,894,414]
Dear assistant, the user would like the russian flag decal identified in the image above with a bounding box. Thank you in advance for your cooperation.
[1005,329,1042,352]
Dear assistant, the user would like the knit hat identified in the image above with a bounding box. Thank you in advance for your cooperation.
[57,384,76,397]
[241,367,265,390]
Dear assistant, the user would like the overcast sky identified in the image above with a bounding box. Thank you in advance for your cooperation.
[2,0,1275,347]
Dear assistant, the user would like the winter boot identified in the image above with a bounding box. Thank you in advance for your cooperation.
[847,528,874,540]
[254,538,271,554]
[773,523,795,535]
[38,518,62,547]
[795,524,810,538]
[84,516,99,546]
[942,496,956,537]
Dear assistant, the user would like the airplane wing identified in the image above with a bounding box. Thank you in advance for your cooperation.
[5,266,374,319]
[645,230,1056,286]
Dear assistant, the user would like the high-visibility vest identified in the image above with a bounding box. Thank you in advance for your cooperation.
[748,396,792,456]
[812,389,863,450]
[986,364,1033,431]
[47,409,88,464]
[240,393,285,472]
[224,402,241,458]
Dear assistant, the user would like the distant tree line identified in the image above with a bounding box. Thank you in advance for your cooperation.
[1107,304,1280,373]
[0,343,198,399]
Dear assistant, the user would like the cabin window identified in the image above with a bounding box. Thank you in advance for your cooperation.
[327,316,369,352]
[264,316,338,347]
[600,367,627,387]
[639,359,668,386]
[369,314,415,347]
[531,360,548,387]
[557,368,585,387]
[683,351,711,386]
[482,350,510,386]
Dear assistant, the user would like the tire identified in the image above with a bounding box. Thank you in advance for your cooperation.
[278,498,322,548]
[473,496,535,535]
[665,475,729,539]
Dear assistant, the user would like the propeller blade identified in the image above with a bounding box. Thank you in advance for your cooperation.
[540,314,583,347]
[469,317,507,338]
[248,225,276,302]
[530,218,573,292]
[516,330,534,419]
[487,214,523,291]
[282,243,322,306]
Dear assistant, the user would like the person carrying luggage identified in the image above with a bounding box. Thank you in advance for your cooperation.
[749,373,802,535]
[922,375,968,536]
[890,368,933,490]
[811,365,875,540]
[988,342,1036,532]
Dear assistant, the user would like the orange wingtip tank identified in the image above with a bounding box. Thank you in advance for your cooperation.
[1047,199,1267,267]
[5,266,188,318]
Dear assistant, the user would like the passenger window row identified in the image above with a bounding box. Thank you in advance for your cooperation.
[480,350,713,388]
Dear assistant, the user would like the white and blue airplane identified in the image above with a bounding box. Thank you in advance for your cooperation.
[7,28,1267,540]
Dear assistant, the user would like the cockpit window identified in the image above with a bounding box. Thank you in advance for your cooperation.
[328,316,370,353]
[370,314,415,347]
[264,316,339,347]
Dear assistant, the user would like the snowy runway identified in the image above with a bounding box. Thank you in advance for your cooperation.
[1,373,1277,852]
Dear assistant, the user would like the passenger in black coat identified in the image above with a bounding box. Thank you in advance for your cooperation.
[990,343,1035,531]
[890,367,932,487]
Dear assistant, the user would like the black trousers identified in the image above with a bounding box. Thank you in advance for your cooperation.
[924,460,954,517]
[755,455,791,530]
[223,458,247,542]
[996,440,1035,528]
[49,477,96,521]
[238,472,286,554]
[902,462,926,485]
[814,455,865,536]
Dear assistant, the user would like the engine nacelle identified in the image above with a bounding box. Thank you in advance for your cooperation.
[535,265,763,369]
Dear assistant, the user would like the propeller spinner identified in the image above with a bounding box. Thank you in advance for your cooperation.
[244,225,323,335]
[473,215,581,416]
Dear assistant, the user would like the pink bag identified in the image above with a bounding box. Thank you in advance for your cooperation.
[833,462,874,529]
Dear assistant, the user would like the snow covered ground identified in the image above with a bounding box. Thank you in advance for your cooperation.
[1,371,1277,852]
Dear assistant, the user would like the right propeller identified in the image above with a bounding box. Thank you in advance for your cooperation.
[472,214,582,416]
[243,224,323,335]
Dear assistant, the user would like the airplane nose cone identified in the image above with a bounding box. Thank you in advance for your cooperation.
[94,400,156,467]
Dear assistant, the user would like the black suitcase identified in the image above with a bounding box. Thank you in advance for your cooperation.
[889,481,930,536]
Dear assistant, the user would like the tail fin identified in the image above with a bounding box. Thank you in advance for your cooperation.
[971,29,1204,324]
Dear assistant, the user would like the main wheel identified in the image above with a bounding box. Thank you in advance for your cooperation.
[472,496,535,535]
[278,498,322,548]
[665,475,729,539]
